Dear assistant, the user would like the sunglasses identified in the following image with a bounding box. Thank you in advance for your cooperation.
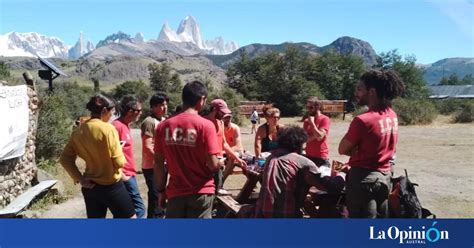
[131,108,142,113]
[270,116,280,120]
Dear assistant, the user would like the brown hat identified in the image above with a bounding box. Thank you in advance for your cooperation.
[211,99,231,114]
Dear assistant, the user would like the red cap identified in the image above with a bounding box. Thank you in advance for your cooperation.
[211,99,231,114]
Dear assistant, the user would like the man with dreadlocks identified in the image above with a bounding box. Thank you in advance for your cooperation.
[338,69,405,218]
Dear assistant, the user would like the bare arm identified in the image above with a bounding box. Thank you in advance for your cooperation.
[206,154,221,172]
[338,137,358,156]
[143,135,154,156]
[254,126,264,158]
[307,116,327,142]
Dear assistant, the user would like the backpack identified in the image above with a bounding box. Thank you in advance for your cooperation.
[389,169,435,218]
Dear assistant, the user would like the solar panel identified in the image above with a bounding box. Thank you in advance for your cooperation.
[38,57,68,77]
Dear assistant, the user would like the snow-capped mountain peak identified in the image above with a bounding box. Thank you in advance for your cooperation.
[158,22,181,42]
[176,15,205,49]
[0,31,69,58]
[68,32,95,59]
[157,16,239,54]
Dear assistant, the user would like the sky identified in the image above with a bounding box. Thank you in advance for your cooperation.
[0,0,473,64]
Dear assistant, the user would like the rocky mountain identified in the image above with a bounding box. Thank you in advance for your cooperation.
[423,58,474,85]
[68,32,95,59]
[157,16,239,55]
[96,31,134,48]
[0,32,69,58]
[321,36,377,65]
[206,36,378,68]
[2,51,228,89]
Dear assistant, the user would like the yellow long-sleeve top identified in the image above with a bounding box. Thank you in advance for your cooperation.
[60,118,126,185]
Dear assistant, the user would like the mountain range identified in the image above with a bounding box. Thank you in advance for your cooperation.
[0,15,471,86]
[0,16,239,59]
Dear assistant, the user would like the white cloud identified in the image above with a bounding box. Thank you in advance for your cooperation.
[427,0,474,41]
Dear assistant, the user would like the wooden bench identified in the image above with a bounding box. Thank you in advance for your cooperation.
[320,100,348,120]
[0,180,57,218]
[238,101,268,117]
[216,195,243,217]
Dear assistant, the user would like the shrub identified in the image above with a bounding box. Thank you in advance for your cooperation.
[351,105,369,117]
[36,94,73,159]
[454,102,473,123]
[393,98,438,125]
[434,99,473,115]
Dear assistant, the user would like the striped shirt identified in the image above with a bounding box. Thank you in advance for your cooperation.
[255,150,320,218]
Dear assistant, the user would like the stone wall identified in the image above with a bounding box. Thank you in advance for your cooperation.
[0,75,40,208]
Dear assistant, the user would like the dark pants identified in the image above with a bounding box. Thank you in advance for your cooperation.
[346,167,391,218]
[166,194,214,218]
[81,181,135,218]
[306,156,330,168]
[123,176,146,218]
[142,168,165,218]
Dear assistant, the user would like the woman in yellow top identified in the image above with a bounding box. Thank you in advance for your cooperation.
[60,94,136,218]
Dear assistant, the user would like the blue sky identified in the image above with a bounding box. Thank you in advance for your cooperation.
[0,0,473,64]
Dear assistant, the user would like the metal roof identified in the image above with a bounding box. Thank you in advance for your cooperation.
[429,85,474,99]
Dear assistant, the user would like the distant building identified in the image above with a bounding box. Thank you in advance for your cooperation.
[428,85,474,99]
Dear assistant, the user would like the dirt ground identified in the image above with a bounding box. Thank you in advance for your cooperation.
[40,115,474,218]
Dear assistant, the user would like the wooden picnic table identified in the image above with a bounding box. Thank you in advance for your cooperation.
[235,167,262,204]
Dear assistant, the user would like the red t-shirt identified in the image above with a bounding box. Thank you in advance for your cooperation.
[303,114,330,159]
[154,112,220,199]
[112,119,136,177]
[343,107,398,172]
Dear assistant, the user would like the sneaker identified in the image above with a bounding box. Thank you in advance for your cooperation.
[218,189,231,196]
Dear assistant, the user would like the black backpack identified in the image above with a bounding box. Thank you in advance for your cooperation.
[389,169,435,218]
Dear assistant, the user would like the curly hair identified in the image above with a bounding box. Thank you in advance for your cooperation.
[277,125,308,153]
[117,95,140,117]
[360,69,406,101]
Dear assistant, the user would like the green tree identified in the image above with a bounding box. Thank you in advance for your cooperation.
[375,50,429,98]
[308,50,365,103]
[439,76,450,85]
[53,82,95,119]
[92,78,100,92]
[113,80,151,102]
[461,74,474,85]
[148,63,182,92]
[36,94,73,159]
[226,51,260,100]
[0,61,11,81]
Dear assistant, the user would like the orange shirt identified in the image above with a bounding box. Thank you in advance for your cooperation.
[224,123,242,150]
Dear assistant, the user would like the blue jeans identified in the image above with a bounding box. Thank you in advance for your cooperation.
[123,176,146,218]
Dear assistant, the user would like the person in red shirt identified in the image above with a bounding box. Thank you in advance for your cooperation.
[338,69,405,218]
[255,125,327,218]
[154,81,222,218]
[112,95,146,218]
[303,97,331,168]
[140,93,168,218]
[205,99,246,195]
